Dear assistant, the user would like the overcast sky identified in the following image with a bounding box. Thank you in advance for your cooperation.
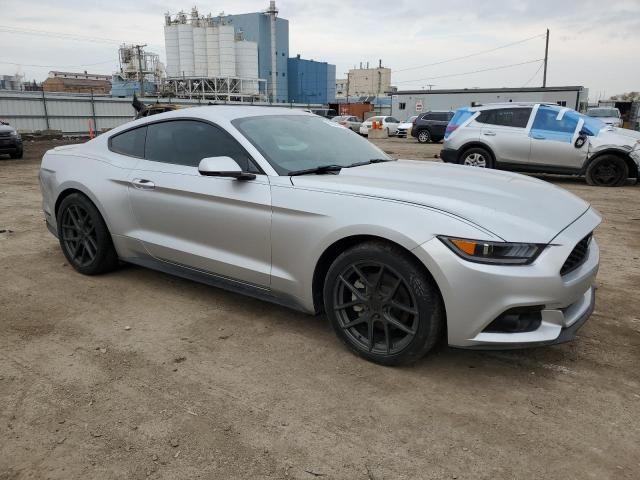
[2,0,639,100]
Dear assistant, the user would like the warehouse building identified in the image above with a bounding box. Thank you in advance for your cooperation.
[42,71,111,94]
[391,86,589,116]
[287,56,336,104]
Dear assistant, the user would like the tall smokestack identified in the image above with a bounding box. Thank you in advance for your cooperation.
[267,1,278,102]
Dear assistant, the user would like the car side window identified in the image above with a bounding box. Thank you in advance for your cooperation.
[145,120,259,172]
[109,126,147,158]
[421,113,434,121]
[476,108,532,128]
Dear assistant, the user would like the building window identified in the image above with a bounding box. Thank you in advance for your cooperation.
[557,101,567,107]
[399,102,406,110]
[282,73,285,77]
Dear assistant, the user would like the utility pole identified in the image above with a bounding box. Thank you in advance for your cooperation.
[134,44,147,97]
[542,29,549,88]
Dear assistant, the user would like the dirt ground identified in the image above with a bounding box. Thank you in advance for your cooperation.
[1,138,639,480]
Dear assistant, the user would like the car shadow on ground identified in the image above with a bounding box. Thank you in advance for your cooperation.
[113,262,577,385]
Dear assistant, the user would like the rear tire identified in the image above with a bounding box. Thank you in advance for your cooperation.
[57,193,119,275]
[417,130,431,144]
[585,155,628,187]
[323,241,444,366]
[460,147,493,168]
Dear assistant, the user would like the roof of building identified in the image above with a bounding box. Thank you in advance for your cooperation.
[393,86,585,95]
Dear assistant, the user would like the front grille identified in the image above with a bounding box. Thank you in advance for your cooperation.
[0,131,12,138]
[560,233,592,276]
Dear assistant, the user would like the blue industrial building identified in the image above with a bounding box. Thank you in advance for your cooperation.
[287,56,336,105]
[223,12,289,103]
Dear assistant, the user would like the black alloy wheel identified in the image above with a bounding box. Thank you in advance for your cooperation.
[324,241,443,365]
[585,155,628,187]
[57,193,119,275]
[61,203,99,268]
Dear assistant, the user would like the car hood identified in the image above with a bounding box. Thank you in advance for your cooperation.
[0,124,15,133]
[592,127,640,148]
[290,160,590,243]
[398,122,413,128]
[593,117,620,125]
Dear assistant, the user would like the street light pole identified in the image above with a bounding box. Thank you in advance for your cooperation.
[542,29,549,88]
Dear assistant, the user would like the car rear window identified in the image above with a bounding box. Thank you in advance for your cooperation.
[109,126,147,158]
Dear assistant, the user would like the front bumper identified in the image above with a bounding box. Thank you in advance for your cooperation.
[412,208,601,348]
[0,137,22,154]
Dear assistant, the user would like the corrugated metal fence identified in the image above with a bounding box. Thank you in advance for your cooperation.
[0,91,321,135]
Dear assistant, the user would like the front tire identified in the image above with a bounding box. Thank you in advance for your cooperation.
[57,193,119,275]
[323,241,444,366]
[461,147,493,168]
[10,147,23,159]
[585,155,628,187]
[417,130,431,144]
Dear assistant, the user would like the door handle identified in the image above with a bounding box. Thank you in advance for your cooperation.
[532,134,546,140]
[483,131,496,136]
[132,178,155,190]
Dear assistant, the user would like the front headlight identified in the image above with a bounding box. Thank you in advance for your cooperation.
[438,236,545,265]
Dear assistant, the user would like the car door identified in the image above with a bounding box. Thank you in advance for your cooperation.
[127,119,272,288]
[528,105,587,169]
[476,107,533,164]
[431,112,450,138]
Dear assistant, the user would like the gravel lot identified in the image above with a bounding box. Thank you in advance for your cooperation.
[1,138,639,480]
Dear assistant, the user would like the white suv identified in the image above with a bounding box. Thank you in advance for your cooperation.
[441,103,640,187]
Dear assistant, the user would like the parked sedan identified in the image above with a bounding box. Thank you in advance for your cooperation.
[40,107,601,365]
[331,115,362,132]
[359,116,400,136]
[396,116,418,138]
[441,102,640,187]
[0,120,23,159]
[586,107,622,127]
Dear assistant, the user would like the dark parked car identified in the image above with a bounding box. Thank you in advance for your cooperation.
[0,120,23,159]
[411,111,454,144]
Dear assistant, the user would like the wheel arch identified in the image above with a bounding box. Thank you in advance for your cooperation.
[583,149,638,179]
[311,234,446,319]
[54,185,113,233]
[457,141,496,164]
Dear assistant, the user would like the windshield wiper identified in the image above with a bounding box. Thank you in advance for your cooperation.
[346,158,394,168]
[288,164,344,176]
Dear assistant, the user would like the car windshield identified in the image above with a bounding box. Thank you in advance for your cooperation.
[587,108,619,118]
[405,116,418,123]
[233,115,391,175]
[365,117,382,123]
[331,116,347,122]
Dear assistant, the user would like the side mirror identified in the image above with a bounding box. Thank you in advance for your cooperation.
[198,156,256,180]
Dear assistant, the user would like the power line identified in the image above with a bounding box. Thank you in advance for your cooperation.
[395,33,546,73]
[0,25,162,49]
[395,58,545,85]
[522,60,545,87]
[0,60,115,69]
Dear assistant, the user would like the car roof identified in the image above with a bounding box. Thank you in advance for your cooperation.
[108,105,314,136]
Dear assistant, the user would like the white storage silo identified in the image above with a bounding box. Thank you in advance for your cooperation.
[192,25,208,77]
[205,25,220,77]
[177,23,195,77]
[164,24,180,78]
[236,40,259,94]
[218,24,236,77]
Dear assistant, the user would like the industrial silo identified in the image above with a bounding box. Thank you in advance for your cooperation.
[164,22,180,78]
[193,25,208,77]
[236,40,259,94]
[205,25,220,78]
[177,23,195,77]
[218,23,236,77]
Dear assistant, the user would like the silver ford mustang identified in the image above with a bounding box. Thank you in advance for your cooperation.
[39,107,601,365]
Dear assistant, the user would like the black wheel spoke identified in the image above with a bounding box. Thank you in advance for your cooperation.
[384,312,417,336]
[368,317,375,352]
[342,313,370,329]
[389,300,417,316]
[61,203,99,267]
[351,264,372,288]
[383,322,391,354]
[386,276,402,301]
[339,275,366,301]
[334,299,364,311]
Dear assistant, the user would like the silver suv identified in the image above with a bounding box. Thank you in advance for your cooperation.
[441,103,640,187]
